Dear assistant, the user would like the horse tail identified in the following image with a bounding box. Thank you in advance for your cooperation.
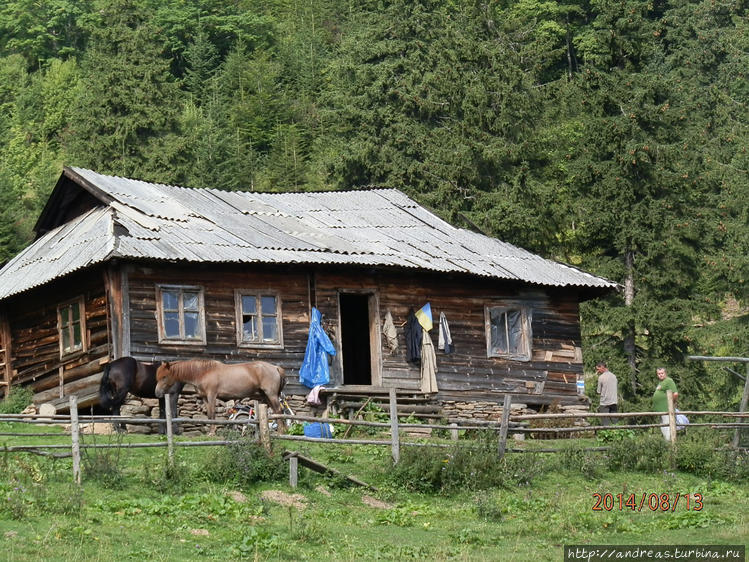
[99,361,130,412]
[277,366,287,393]
[99,363,115,411]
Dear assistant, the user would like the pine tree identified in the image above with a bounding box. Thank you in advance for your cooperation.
[63,0,181,180]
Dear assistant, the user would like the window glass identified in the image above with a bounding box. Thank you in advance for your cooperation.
[184,312,200,338]
[59,299,85,356]
[62,326,71,352]
[159,286,204,343]
[164,312,180,338]
[242,295,257,315]
[261,295,276,315]
[163,291,178,310]
[262,316,277,341]
[487,306,531,360]
[243,317,258,340]
[237,292,281,346]
[183,292,199,311]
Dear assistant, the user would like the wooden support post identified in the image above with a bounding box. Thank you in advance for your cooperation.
[258,403,271,452]
[498,394,512,459]
[289,453,298,488]
[0,309,11,396]
[165,394,174,467]
[667,390,677,446]
[450,422,459,441]
[389,388,400,464]
[733,363,749,448]
[69,395,81,485]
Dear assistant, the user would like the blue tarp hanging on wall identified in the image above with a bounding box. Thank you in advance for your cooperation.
[299,307,336,388]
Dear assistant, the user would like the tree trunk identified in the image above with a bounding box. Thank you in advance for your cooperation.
[623,249,637,395]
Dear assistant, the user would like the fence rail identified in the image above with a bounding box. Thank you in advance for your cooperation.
[1,390,746,484]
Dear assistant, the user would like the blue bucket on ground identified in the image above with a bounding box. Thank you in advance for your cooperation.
[303,422,334,438]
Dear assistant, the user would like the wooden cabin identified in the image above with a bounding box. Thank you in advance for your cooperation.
[0,167,617,420]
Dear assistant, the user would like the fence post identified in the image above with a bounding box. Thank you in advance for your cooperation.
[289,453,298,488]
[733,363,749,448]
[165,393,174,468]
[667,390,677,446]
[389,388,400,464]
[257,403,271,452]
[450,422,459,441]
[498,394,512,459]
[69,395,81,485]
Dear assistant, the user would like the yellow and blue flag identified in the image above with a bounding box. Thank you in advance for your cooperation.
[414,302,433,331]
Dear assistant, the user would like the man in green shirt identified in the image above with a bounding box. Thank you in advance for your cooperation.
[652,367,678,441]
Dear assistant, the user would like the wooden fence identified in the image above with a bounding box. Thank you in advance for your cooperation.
[1,389,747,485]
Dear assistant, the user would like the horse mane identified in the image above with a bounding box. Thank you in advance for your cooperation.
[166,359,223,381]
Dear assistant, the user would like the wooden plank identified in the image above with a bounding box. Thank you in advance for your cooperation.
[282,450,377,490]
[34,371,104,404]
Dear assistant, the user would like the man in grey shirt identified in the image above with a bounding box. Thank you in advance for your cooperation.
[595,361,618,426]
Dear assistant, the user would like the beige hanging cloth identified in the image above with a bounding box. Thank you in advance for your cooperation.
[420,327,438,393]
[383,310,398,354]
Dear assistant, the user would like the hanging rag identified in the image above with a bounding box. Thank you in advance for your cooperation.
[306,385,325,406]
[405,308,422,364]
[420,328,438,393]
[299,307,336,388]
[383,310,398,353]
[438,311,454,354]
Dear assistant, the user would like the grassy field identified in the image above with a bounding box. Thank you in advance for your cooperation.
[0,422,747,561]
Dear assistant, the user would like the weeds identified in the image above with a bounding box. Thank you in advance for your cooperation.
[202,436,286,486]
[0,387,33,414]
[389,439,546,493]
[81,432,126,489]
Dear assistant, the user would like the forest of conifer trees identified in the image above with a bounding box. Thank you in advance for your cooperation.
[0,0,746,410]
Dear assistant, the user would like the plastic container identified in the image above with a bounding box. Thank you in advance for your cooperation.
[303,422,334,438]
[576,378,586,395]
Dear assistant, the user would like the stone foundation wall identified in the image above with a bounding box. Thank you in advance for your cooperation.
[118,393,591,436]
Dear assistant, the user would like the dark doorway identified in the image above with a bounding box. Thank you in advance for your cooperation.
[339,293,372,385]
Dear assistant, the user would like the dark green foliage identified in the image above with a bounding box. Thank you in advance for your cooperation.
[606,433,669,472]
[0,0,745,410]
[388,439,544,494]
[0,386,33,414]
[557,441,607,478]
[203,438,286,486]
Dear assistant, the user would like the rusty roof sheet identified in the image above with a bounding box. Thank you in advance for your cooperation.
[0,167,617,300]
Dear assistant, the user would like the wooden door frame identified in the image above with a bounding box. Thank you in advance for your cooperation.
[336,289,382,387]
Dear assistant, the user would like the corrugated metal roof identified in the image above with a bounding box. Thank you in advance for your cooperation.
[0,167,618,300]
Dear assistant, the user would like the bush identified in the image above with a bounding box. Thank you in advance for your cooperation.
[606,434,669,472]
[203,438,286,486]
[558,442,606,478]
[0,387,34,414]
[388,439,546,494]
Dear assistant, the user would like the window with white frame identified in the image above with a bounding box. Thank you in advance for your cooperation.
[235,291,282,347]
[157,285,205,343]
[58,297,87,357]
[485,305,532,361]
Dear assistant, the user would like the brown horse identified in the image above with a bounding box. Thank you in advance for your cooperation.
[154,359,286,434]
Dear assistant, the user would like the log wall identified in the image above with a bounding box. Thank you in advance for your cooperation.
[313,269,586,405]
[125,263,586,407]
[0,260,589,411]
[2,269,111,403]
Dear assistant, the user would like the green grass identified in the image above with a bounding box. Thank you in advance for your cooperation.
[0,423,747,561]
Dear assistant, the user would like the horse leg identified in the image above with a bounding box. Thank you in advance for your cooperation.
[170,390,182,435]
[265,391,285,435]
[205,392,217,436]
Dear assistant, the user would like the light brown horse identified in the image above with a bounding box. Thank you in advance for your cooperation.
[154,359,286,434]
